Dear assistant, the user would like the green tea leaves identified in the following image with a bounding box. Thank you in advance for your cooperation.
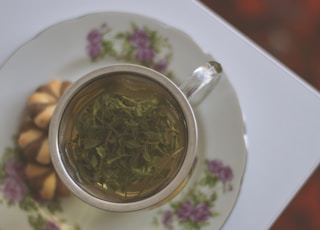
[70,90,186,201]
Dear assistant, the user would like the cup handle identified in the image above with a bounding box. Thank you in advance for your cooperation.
[179,61,222,100]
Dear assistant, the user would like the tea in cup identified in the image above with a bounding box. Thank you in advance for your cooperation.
[49,62,222,211]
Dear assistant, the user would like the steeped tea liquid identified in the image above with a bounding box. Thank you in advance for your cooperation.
[60,74,188,202]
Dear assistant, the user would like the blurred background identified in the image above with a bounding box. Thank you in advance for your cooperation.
[200,0,320,229]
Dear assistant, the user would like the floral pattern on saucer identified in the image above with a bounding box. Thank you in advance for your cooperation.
[86,22,174,77]
[0,137,234,230]
[0,137,80,230]
[153,159,233,229]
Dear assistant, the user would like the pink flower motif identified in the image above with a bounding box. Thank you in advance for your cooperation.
[87,28,103,44]
[45,220,60,230]
[190,203,212,222]
[162,210,173,227]
[177,200,195,221]
[86,43,102,59]
[207,159,233,183]
[219,165,233,183]
[207,159,223,175]
[177,201,212,223]
[86,28,103,59]
[2,177,27,202]
[134,46,155,63]
[153,59,168,73]
[129,29,150,47]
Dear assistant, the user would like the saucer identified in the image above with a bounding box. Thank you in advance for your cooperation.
[0,12,246,230]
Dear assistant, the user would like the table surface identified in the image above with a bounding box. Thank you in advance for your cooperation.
[1,0,320,229]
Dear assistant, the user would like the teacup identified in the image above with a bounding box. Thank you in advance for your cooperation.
[49,61,222,212]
